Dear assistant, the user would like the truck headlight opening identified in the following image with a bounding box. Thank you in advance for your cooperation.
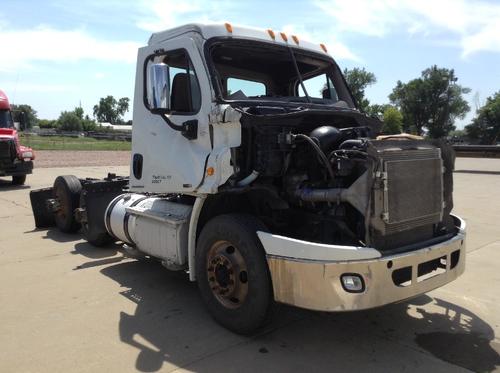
[341,274,365,293]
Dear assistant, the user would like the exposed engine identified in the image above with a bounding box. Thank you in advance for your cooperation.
[229,106,455,253]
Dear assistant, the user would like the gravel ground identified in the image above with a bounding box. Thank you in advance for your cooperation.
[34,150,130,168]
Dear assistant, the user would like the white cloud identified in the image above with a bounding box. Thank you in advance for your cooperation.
[1,82,75,93]
[314,0,500,56]
[314,0,400,37]
[461,20,500,57]
[0,25,141,72]
[136,0,203,32]
[282,24,360,61]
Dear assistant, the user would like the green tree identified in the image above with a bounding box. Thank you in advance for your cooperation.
[58,111,83,131]
[93,96,130,124]
[465,91,500,144]
[11,104,38,129]
[366,103,391,118]
[82,114,97,131]
[381,106,403,134]
[74,107,84,120]
[390,65,470,137]
[343,67,377,112]
[38,119,58,129]
[56,107,97,132]
[448,129,466,138]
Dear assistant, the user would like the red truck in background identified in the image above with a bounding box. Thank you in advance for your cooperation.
[0,89,34,185]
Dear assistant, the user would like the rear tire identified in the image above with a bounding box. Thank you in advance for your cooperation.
[12,175,26,185]
[80,192,113,247]
[53,175,82,233]
[195,214,273,334]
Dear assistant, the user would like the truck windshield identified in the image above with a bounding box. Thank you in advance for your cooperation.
[209,40,355,108]
[0,110,14,128]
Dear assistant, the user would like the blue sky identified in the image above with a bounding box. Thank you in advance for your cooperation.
[1,0,499,128]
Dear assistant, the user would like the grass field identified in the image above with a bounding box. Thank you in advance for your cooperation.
[19,134,132,151]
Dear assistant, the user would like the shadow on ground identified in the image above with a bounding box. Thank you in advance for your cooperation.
[71,241,125,270]
[72,241,119,259]
[0,177,31,191]
[42,228,85,243]
[72,251,499,373]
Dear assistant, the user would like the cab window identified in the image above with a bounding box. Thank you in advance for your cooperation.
[0,110,13,128]
[226,77,266,98]
[298,73,338,101]
[146,49,201,113]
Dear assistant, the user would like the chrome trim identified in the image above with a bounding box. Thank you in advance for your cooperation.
[266,215,466,312]
[257,231,381,261]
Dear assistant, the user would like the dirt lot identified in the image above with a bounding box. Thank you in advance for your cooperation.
[35,150,130,168]
[0,158,499,372]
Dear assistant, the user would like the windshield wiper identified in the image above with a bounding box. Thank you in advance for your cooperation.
[288,47,312,104]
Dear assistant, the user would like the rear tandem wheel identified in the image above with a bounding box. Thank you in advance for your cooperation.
[52,175,82,233]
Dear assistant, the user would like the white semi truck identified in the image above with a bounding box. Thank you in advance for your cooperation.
[30,23,466,334]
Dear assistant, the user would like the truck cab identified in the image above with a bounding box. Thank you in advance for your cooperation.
[31,23,466,334]
[0,89,34,185]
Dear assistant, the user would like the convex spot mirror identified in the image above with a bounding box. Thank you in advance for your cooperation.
[148,63,170,112]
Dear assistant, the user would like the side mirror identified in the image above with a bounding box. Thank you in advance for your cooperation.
[19,112,26,130]
[148,63,170,112]
[322,87,337,100]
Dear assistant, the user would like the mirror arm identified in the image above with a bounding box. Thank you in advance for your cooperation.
[158,114,198,140]
[158,113,183,131]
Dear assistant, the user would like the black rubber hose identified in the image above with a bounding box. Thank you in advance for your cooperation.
[294,134,335,181]
[328,149,378,162]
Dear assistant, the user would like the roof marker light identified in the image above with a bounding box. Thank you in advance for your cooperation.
[280,32,288,42]
[225,23,233,33]
[267,29,276,40]
[320,43,328,52]
[292,35,299,45]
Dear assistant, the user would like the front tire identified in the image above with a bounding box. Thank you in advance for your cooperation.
[195,214,273,334]
[12,175,26,185]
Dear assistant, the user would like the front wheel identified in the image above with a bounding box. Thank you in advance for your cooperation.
[12,175,26,185]
[195,214,273,334]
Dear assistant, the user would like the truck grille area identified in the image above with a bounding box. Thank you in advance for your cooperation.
[368,140,444,244]
[0,139,16,162]
[384,157,443,234]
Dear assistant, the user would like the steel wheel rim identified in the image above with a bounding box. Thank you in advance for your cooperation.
[206,240,249,309]
[54,184,68,221]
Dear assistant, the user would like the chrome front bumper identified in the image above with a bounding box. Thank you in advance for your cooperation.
[260,215,466,312]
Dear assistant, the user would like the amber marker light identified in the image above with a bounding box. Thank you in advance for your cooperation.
[292,35,299,45]
[267,29,276,40]
[320,43,328,52]
[280,32,288,42]
[225,23,233,33]
[207,167,215,176]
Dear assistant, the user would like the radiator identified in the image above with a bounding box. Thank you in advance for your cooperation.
[369,142,444,236]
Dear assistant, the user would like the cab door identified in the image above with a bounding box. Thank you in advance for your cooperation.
[130,35,213,194]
